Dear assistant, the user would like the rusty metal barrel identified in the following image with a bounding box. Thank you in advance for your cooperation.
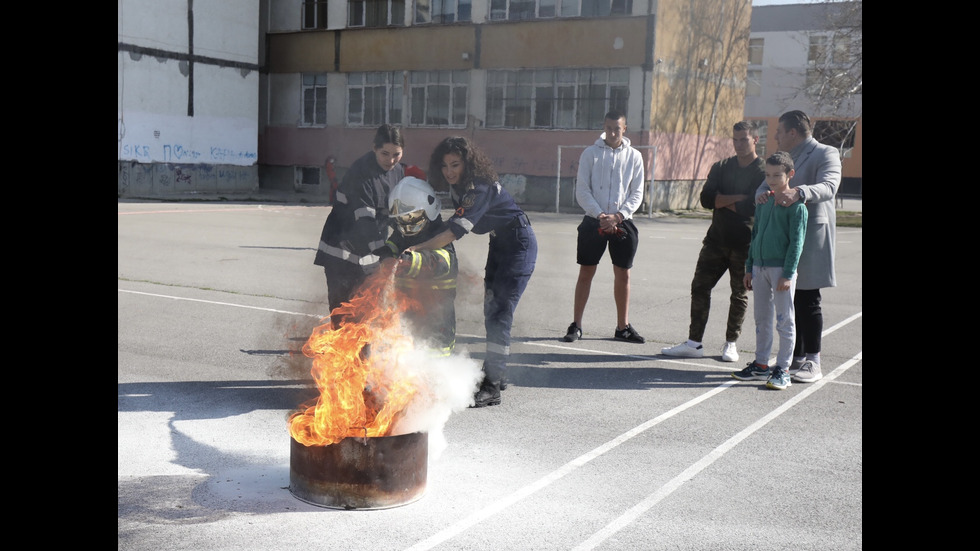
[289,432,428,510]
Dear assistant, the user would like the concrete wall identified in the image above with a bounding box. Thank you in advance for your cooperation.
[118,161,258,198]
[118,0,261,197]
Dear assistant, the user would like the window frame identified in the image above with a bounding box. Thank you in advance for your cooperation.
[346,71,404,127]
[489,0,630,21]
[807,34,830,66]
[748,37,763,66]
[296,166,322,186]
[812,119,856,159]
[407,70,469,127]
[302,0,328,30]
[348,0,406,28]
[415,0,472,24]
[485,67,629,130]
[301,73,328,127]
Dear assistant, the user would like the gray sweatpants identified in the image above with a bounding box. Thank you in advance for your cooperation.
[751,265,797,370]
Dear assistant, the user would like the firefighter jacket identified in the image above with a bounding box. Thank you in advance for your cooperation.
[383,217,458,356]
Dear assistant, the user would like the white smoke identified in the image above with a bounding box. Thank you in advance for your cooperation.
[389,346,484,461]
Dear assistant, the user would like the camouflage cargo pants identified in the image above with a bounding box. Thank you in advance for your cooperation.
[688,241,748,343]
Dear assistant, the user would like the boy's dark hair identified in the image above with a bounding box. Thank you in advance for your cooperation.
[733,120,758,136]
[604,109,626,123]
[766,151,794,174]
[778,110,812,137]
[373,124,405,149]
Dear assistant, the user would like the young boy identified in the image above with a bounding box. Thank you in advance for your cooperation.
[731,151,807,390]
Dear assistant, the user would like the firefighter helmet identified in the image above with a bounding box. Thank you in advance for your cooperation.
[389,176,441,236]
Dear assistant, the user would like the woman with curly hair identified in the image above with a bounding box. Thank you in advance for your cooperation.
[407,136,538,408]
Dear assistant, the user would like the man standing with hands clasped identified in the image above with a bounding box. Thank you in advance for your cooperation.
[563,109,646,344]
[754,110,841,383]
[662,121,766,363]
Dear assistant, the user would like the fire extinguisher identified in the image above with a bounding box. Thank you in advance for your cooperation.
[325,157,339,205]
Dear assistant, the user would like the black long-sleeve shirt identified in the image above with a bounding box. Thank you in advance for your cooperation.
[699,156,766,249]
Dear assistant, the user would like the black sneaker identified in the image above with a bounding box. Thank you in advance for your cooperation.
[563,322,582,342]
[614,324,645,343]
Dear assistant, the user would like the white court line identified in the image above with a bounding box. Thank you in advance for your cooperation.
[573,351,862,551]
[120,287,861,549]
[403,380,740,551]
[406,314,862,551]
[118,289,327,319]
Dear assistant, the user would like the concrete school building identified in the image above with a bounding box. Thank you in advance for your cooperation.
[117,1,261,198]
[745,2,862,199]
[119,1,858,210]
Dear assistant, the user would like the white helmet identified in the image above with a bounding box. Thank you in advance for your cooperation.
[389,176,441,236]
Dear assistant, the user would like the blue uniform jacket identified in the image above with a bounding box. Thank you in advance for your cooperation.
[446,178,524,238]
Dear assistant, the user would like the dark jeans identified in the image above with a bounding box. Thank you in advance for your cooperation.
[688,241,748,343]
[794,288,823,356]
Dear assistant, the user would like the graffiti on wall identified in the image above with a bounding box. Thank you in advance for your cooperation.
[116,113,258,167]
[118,161,257,197]
[119,143,257,164]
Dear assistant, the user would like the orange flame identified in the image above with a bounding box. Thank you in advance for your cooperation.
[289,265,424,446]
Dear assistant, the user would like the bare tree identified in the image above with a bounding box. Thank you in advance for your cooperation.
[805,1,862,113]
[652,0,753,207]
[797,1,862,156]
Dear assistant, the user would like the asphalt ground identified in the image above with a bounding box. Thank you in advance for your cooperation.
[118,201,862,550]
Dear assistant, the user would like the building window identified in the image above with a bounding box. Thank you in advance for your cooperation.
[749,119,768,159]
[813,119,856,159]
[349,0,406,27]
[302,73,328,126]
[805,68,821,93]
[746,69,761,97]
[807,35,829,66]
[347,72,403,126]
[415,0,472,23]
[748,37,763,65]
[296,166,322,186]
[539,0,557,18]
[832,35,852,65]
[408,70,469,127]
[302,1,328,29]
[486,68,628,129]
[489,0,630,20]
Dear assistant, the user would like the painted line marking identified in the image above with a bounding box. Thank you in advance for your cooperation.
[118,286,861,550]
[573,351,862,551]
[118,289,327,319]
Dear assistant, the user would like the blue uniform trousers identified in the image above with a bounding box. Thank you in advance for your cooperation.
[482,224,537,382]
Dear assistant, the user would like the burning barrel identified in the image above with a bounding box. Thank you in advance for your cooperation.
[289,431,428,510]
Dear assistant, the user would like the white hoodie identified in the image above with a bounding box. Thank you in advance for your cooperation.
[575,134,645,220]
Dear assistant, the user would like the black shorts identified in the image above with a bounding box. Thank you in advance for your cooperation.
[575,215,639,269]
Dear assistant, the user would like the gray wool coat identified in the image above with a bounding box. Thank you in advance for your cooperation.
[756,136,841,290]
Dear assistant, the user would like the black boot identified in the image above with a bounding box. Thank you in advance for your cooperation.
[471,378,501,408]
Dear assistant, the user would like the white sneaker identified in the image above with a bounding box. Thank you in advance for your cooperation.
[789,358,806,374]
[721,342,739,362]
[791,361,823,383]
[661,341,704,358]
